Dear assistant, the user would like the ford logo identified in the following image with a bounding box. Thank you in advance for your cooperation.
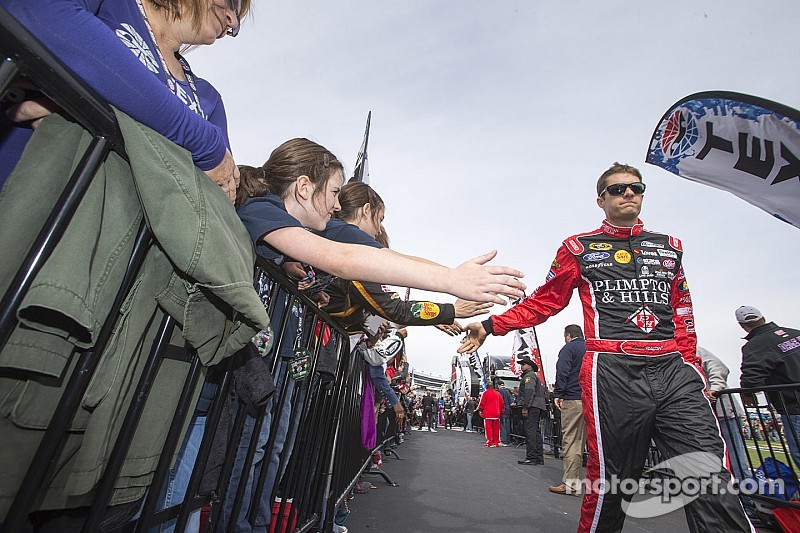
[583,252,610,262]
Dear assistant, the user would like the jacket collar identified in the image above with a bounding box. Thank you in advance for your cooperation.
[744,321,777,340]
[601,219,644,238]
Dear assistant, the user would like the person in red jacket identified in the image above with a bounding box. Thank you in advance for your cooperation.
[477,380,505,447]
[459,163,752,532]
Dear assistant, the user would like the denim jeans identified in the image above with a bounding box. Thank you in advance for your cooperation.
[718,416,750,480]
[780,414,800,472]
[152,414,204,533]
[500,415,511,444]
[252,366,299,533]
[367,363,398,407]
[466,412,474,431]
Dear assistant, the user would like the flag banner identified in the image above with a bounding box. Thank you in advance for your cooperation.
[646,91,800,228]
[350,111,371,184]
[511,327,546,387]
[468,352,487,391]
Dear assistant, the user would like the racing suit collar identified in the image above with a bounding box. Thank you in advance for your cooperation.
[601,219,644,238]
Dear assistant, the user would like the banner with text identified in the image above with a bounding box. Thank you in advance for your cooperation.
[646,91,800,228]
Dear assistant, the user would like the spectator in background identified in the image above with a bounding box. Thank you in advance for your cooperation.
[516,356,546,465]
[497,380,514,446]
[737,306,800,471]
[478,381,504,447]
[698,347,749,481]
[549,324,586,496]
[421,392,436,432]
[464,396,477,432]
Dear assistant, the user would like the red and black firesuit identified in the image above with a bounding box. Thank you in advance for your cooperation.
[482,220,752,532]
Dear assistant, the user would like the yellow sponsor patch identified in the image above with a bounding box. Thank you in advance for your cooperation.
[590,242,612,251]
[614,250,632,264]
[412,302,440,319]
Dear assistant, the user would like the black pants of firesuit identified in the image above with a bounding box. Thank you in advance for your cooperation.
[578,352,753,533]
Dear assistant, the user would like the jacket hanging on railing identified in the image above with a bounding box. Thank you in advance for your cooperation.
[0,111,269,514]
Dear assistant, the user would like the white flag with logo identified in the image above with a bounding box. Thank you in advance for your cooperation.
[646,91,800,228]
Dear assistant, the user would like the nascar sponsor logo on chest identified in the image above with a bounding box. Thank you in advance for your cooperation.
[593,278,670,305]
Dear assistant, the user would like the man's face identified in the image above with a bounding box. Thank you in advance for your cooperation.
[596,172,644,223]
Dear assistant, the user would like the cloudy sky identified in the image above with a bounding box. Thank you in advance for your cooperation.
[192,0,799,386]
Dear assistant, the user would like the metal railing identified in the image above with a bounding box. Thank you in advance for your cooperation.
[0,8,370,532]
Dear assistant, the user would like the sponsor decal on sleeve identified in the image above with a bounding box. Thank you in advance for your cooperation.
[676,307,693,316]
[412,302,440,320]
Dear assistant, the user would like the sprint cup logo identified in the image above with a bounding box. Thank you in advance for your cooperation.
[590,243,613,251]
[659,108,700,158]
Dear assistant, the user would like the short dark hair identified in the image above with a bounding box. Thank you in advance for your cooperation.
[564,324,583,339]
[596,162,643,196]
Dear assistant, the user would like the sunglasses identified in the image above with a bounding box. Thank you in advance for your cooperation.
[601,182,646,196]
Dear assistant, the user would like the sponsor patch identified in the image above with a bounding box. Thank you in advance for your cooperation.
[642,258,660,265]
[777,336,800,352]
[662,259,676,270]
[679,295,692,304]
[640,266,652,277]
[637,249,658,257]
[590,243,613,251]
[640,240,664,249]
[676,307,692,316]
[657,249,678,259]
[775,330,787,336]
[627,305,660,333]
[551,260,561,269]
[614,250,632,264]
[411,302,440,320]
[390,292,400,299]
[546,269,556,281]
[584,252,611,262]
[585,262,613,270]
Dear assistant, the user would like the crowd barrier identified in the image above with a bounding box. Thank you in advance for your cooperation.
[0,8,369,532]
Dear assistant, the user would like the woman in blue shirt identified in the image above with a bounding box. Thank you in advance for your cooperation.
[236,137,526,304]
[2,0,242,198]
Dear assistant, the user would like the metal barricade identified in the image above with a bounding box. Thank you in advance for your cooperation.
[0,8,370,532]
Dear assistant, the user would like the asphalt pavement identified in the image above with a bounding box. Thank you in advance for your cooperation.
[344,426,693,533]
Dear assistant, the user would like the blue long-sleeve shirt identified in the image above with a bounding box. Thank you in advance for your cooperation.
[1,0,229,187]
[553,338,585,400]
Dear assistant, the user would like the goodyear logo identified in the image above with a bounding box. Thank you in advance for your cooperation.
[590,243,613,251]
[412,302,440,320]
[614,250,632,264]
[583,252,610,262]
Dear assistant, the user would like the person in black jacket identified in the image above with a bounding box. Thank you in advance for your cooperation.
[737,305,800,471]
[516,356,546,465]
[549,324,586,496]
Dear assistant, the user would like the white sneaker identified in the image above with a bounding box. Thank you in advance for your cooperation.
[334,525,349,533]
[430,428,437,432]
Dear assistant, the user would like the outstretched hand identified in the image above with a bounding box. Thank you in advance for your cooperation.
[454,298,493,318]
[457,322,488,354]
[450,250,525,305]
[435,322,463,336]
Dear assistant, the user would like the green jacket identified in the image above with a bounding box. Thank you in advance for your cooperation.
[0,111,269,513]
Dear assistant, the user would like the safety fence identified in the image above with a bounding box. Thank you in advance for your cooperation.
[0,8,369,532]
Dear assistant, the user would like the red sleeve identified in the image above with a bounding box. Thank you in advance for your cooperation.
[490,245,580,337]
[670,265,700,368]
